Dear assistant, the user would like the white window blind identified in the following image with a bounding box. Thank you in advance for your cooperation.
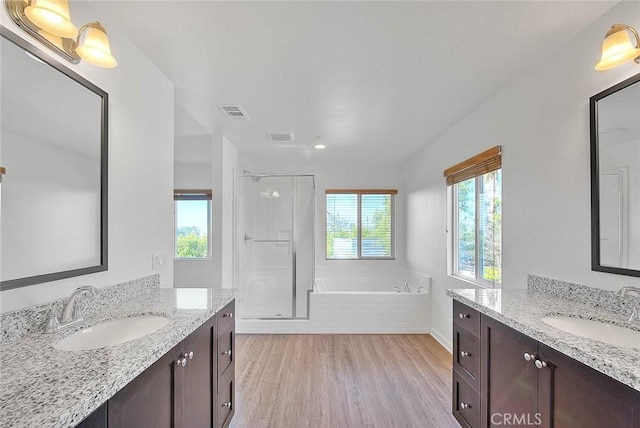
[326,190,396,260]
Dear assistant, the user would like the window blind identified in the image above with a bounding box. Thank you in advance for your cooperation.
[325,189,396,259]
[174,189,212,201]
[443,146,502,186]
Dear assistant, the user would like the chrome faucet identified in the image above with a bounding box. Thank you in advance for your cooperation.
[616,286,640,323]
[44,285,98,333]
[403,281,411,292]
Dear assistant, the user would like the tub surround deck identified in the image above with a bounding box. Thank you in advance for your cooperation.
[0,279,236,428]
[447,275,640,392]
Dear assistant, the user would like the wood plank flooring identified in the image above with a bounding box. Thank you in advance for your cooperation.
[229,334,458,428]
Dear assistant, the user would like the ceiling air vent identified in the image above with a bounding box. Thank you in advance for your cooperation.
[219,105,250,121]
[268,132,294,143]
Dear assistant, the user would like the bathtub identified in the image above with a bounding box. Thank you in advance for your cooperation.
[236,267,430,334]
[314,276,428,294]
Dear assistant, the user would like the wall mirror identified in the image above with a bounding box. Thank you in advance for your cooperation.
[0,28,108,291]
[590,72,640,277]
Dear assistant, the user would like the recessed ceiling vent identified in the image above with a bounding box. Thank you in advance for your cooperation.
[268,132,294,143]
[219,105,250,121]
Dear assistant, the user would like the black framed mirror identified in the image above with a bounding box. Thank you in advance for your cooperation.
[0,27,108,290]
[590,72,640,277]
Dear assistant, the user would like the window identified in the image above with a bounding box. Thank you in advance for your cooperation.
[445,147,502,287]
[174,190,212,259]
[326,189,396,259]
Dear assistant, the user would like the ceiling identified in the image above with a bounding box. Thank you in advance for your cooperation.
[94,1,616,166]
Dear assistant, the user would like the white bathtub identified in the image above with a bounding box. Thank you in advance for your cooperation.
[314,276,428,294]
[236,268,431,334]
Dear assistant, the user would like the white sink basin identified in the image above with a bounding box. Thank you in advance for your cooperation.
[541,316,640,349]
[55,315,170,351]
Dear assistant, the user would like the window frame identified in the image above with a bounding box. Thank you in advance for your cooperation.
[451,173,501,288]
[174,189,212,260]
[325,189,397,260]
[444,146,502,288]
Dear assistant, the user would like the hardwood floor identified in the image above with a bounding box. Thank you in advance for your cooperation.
[229,334,458,428]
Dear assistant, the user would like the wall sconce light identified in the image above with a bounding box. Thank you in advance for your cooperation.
[4,0,117,68]
[595,24,640,71]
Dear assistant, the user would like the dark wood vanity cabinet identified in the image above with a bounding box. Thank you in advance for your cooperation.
[216,300,236,428]
[108,340,185,428]
[453,301,640,428]
[452,300,481,428]
[538,344,640,428]
[78,299,236,428]
[481,316,542,428]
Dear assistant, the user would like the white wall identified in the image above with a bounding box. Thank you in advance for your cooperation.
[404,1,640,350]
[1,3,174,312]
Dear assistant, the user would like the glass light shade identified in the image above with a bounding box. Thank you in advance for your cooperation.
[76,25,118,68]
[25,0,78,38]
[595,28,640,71]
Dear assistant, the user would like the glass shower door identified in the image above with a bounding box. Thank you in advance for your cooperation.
[237,176,294,318]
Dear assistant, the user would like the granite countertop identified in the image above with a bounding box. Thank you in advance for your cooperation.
[0,287,236,428]
[447,287,640,392]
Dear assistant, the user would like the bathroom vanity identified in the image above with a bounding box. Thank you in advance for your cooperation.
[97,300,235,428]
[0,280,236,428]
[449,281,640,428]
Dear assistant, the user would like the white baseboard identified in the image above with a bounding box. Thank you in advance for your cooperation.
[430,327,452,353]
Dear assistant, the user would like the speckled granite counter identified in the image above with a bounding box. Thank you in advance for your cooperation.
[0,287,236,428]
[447,284,640,392]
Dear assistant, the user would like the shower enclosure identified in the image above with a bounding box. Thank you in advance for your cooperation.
[235,173,315,319]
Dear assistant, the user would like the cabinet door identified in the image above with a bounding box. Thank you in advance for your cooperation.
[216,367,235,428]
[481,316,539,428]
[453,371,480,428]
[217,300,235,377]
[182,316,216,428]
[108,343,183,428]
[538,344,640,428]
[454,323,480,391]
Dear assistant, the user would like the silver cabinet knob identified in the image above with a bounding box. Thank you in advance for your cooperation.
[176,357,187,367]
[460,351,471,358]
[535,359,548,369]
[185,351,194,360]
[459,313,470,319]
[523,352,534,362]
[223,312,233,318]
[460,402,471,410]
[222,349,232,357]
[222,401,232,408]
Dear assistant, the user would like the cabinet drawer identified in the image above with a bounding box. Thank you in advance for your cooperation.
[453,324,480,390]
[217,367,235,428]
[453,372,480,428]
[453,300,480,336]
[217,300,235,334]
[218,326,234,376]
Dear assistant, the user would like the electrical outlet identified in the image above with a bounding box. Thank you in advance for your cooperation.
[152,251,168,270]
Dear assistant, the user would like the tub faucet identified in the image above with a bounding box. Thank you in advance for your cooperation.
[403,281,410,292]
[45,285,98,333]
[616,286,640,323]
